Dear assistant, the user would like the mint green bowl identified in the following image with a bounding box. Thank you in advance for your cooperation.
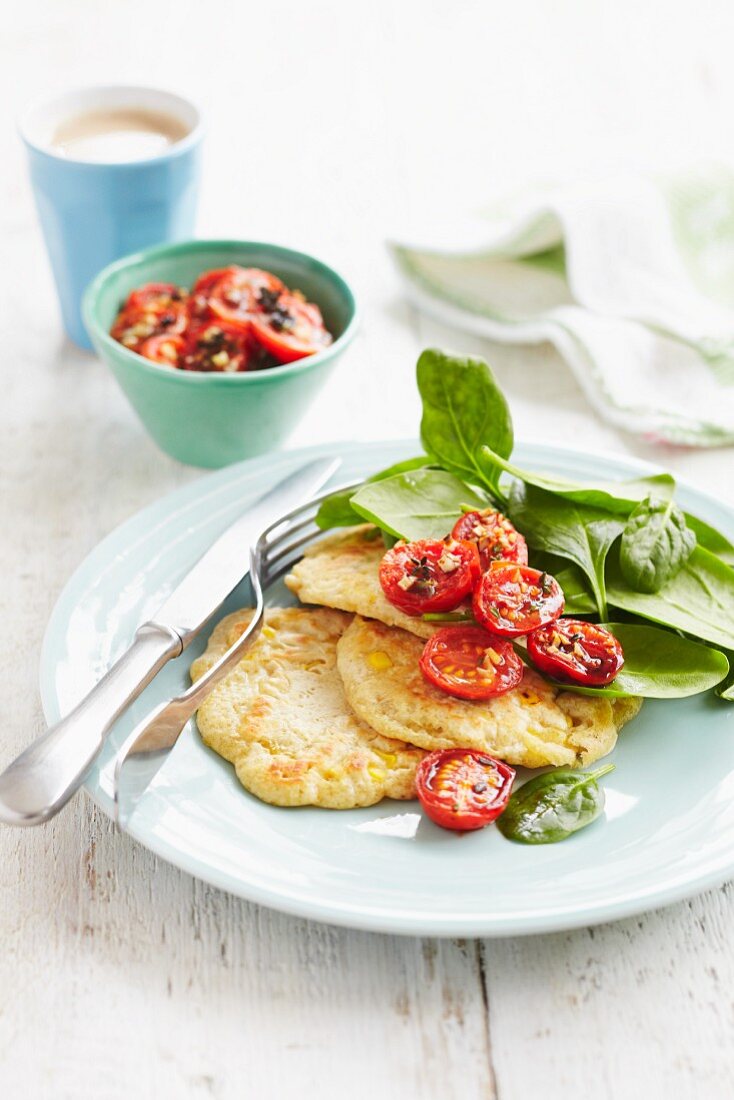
[83,239,358,467]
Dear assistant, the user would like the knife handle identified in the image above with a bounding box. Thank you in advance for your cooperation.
[0,622,182,826]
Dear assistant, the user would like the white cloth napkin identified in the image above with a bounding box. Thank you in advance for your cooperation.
[389,167,734,446]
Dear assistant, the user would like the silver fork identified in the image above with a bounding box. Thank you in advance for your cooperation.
[113,481,361,828]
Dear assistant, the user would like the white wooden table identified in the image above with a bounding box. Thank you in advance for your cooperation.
[3,2,734,1096]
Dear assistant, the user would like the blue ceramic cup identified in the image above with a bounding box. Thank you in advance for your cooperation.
[19,86,203,349]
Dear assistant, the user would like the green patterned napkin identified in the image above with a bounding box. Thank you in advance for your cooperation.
[390,166,734,446]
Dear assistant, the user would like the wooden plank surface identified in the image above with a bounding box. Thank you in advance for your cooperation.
[2,1,734,1096]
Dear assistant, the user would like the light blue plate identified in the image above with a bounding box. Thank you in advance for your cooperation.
[39,441,734,936]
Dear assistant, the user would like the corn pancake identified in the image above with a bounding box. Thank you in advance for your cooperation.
[285,525,438,639]
[190,607,426,808]
[337,616,642,769]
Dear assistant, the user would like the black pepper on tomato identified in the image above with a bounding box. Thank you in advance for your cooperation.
[250,290,332,364]
[189,267,286,331]
[181,322,252,373]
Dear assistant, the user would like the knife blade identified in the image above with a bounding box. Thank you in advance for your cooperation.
[0,455,340,826]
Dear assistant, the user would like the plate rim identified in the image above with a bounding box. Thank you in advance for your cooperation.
[38,438,734,937]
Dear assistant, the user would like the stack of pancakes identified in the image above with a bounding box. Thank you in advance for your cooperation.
[190,526,641,809]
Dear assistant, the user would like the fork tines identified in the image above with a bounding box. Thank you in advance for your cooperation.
[258,480,361,587]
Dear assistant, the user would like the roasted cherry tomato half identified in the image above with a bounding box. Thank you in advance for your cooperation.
[452,509,528,571]
[415,748,516,831]
[138,334,185,367]
[250,291,332,363]
[191,266,243,297]
[190,266,286,330]
[473,563,564,638]
[419,626,524,700]
[527,618,624,687]
[380,538,480,616]
[111,283,188,348]
[181,322,252,373]
[126,282,187,313]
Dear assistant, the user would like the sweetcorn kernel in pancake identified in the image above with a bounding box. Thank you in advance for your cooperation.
[190,607,425,809]
[337,617,642,769]
[285,526,438,639]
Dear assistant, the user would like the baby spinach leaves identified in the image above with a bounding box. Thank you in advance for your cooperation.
[606,545,734,652]
[506,481,624,619]
[678,512,734,567]
[480,445,676,515]
[315,488,363,530]
[315,455,430,531]
[350,468,487,542]
[619,495,695,594]
[319,347,734,709]
[547,565,597,615]
[417,349,513,500]
[497,764,614,844]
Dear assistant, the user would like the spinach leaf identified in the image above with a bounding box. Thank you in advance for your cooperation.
[552,568,597,615]
[716,664,734,701]
[619,495,696,594]
[479,445,675,514]
[685,513,734,566]
[417,349,513,499]
[315,455,430,531]
[481,443,734,568]
[497,764,614,844]
[350,468,487,541]
[606,545,734,650]
[370,455,433,482]
[315,488,363,530]
[506,481,624,619]
[537,622,728,699]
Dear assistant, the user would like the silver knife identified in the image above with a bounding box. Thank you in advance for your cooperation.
[0,456,340,826]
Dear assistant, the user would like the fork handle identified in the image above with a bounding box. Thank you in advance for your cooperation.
[0,622,182,826]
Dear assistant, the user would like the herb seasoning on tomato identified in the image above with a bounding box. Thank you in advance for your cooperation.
[379,538,480,615]
[473,563,564,637]
[452,509,528,570]
[527,619,624,687]
[250,290,332,363]
[110,266,333,372]
[137,334,185,367]
[419,626,524,700]
[110,282,188,350]
[190,267,286,331]
[415,749,516,831]
[181,322,252,373]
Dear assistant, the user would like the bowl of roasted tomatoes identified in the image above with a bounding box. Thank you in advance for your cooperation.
[83,240,358,467]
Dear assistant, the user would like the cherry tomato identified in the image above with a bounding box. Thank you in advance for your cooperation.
[379,538,480,616]
[126,282,187,313]
[415,749,516,831]
[250,291,332,363]
[191,267,243,297]
[181,322,252,373]
[419,626,524,700]
[527,618,624,687]
[190,267,286,330]
[111,283,188,348]
[473,563,564,638]
[452,509,528,570]
[138,334,185,367]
